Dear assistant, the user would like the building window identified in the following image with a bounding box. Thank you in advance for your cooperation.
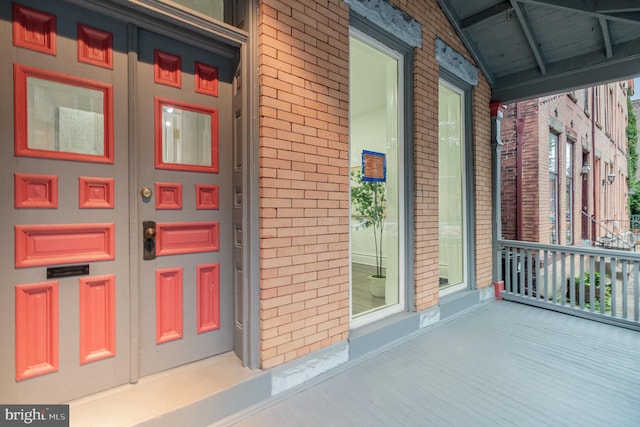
[349,28,405,325]
[549,133,559,244]
[566,142,574,244]
[438,78,469,295]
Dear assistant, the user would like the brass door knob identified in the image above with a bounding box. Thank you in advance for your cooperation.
[140,187,153,199]
[144,227,156,238]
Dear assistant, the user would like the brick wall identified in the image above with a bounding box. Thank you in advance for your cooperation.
[406,0,493,310]
[258,0,351,369]
[258,0,494,368]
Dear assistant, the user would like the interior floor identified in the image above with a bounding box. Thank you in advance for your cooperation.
[351,263,386,315]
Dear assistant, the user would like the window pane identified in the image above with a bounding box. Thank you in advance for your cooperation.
[549,133,557,172]
[550,176,558,243]
[27,77,105,156]
[169,0,224,21]
[161,105,212,167]
[438,83,465,289]
[349,34,401,318]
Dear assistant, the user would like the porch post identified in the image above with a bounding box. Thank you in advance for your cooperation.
[491,102,506,284]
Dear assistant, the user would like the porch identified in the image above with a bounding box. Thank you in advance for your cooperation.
[216,300,640,426]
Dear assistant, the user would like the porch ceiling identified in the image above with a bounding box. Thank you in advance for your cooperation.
[437,0,640,102]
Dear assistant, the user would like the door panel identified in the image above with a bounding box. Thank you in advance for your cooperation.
[0,0,130,403]
[136,30,234,376]
[1,0,237,404]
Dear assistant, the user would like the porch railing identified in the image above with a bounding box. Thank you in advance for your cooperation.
[581,211,636,250]
[498,239,640,331]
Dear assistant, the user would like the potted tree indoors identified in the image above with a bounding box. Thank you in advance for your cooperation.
[350,168,386,297]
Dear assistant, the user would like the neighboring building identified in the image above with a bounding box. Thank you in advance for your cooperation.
[501,84,630,245]
[632,98,640,181]
[0,0,495,410]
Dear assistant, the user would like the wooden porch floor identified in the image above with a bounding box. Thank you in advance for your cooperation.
[216,301,640,426]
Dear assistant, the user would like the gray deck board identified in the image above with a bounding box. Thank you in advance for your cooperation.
[219,301,640,427]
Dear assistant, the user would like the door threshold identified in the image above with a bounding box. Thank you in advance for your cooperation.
[69,353,269,427]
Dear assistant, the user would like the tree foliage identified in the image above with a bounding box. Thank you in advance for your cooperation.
[350,169,386,278]
[627,95,640,216]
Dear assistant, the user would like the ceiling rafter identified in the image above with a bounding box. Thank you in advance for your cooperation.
[599,18,613,58]
[518,0,640,24]
[460,1,512,29]
[594,1,640,14]
[510,0,547,75]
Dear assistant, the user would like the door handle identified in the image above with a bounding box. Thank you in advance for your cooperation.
[143,220,156,260]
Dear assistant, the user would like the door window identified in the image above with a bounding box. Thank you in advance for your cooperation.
[157,99,217,170]
[14,65,113,162]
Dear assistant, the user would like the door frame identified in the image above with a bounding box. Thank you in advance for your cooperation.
[61,0,259,376]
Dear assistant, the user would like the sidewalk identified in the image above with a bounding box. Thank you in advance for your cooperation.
[214,301,640,426]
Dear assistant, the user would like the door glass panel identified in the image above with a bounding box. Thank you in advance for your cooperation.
[161,104,212,167]
[349,33,403,321]
[27,77,105,156]
[438,82,466,292]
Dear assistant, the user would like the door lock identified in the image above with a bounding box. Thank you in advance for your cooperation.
[143,220,156,260]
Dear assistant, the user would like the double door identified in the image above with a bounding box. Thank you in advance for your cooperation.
[0,0,236,403]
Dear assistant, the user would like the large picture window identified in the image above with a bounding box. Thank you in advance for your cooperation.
[438,80,467,294]
[349,29,404,325]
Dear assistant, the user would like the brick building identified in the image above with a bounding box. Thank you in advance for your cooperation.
[501,84,630,245]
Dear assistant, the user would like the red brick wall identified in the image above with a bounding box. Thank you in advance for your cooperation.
[258,0,494,368]
[500,85,629,246]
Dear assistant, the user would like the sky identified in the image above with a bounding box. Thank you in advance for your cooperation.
[633,77,640,100]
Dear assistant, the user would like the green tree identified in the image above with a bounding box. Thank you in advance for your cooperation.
[350,169,386,278]
[627,95,640,215]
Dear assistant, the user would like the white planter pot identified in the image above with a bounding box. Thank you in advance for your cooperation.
[369,275,386,298]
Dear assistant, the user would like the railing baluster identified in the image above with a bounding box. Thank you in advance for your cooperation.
[587,256,595,313]
[634,261,639,322]
[568,253,575,306]
[561,252,567,306]
[610,257,617,317]
[505,247,512,292]
[599,256,607,315]
[526,250,533,298]
[622,261,628,319]
[551,250,558,304]
[543,249,549,301]
[579,255,586,309]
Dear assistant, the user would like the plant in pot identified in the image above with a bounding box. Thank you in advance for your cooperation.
[350,168,386,297]
[567,272,611,312]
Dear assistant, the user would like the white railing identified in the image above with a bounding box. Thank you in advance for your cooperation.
[498,240,640,331]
